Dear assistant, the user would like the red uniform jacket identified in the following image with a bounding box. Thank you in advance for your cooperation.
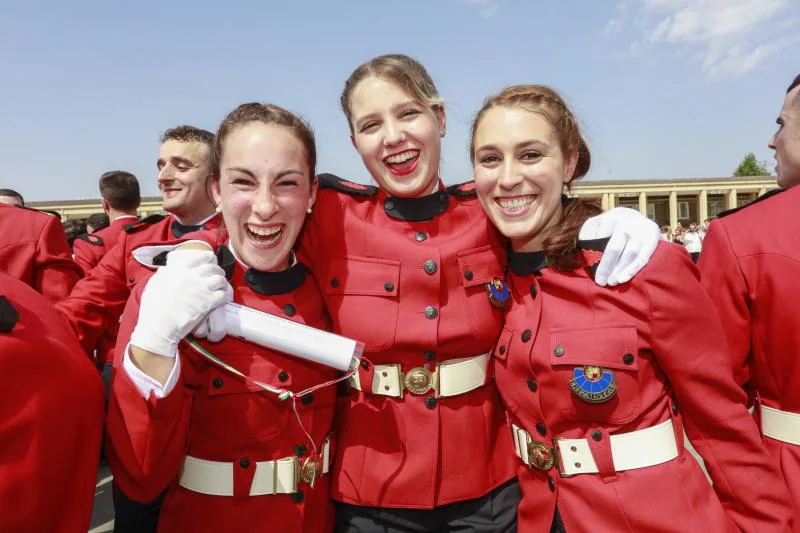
[72,215,138,274]
[496,241,792,532]
[106,236,337,533]
[699,185,800,521]
[0,272,104,533]
[298,175,516,509]
[0,203,82,300]
[72,215,139,365]
[55,212,222,358]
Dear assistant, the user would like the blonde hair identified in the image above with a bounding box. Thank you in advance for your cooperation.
[340,54,444,132]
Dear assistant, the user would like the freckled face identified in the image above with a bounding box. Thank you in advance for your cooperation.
[349,76,445,197]
[212,122,316,272]
[473,106,577,252]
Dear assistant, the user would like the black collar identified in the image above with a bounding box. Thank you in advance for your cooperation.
[383,190,450,222]
[171,219,205,238]
[244,263,307,295]
[509,249,548,276]
[216,246,307,295]
[216,246,236,279]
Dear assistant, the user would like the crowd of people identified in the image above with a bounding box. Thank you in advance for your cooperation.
[0,56,798,533]
[659,221,710,262]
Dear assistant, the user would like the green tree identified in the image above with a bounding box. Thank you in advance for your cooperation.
[733,152,772,177]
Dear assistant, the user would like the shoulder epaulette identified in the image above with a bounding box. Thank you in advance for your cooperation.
[317,173,377,197]
[18,206,61,219]
[576,237,611,279]
[717,188,784,218]
[74,233,104,246]
[124,214,167,234]
[446,181,477,198]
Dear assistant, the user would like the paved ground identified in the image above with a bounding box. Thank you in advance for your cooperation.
[89,462,115,533]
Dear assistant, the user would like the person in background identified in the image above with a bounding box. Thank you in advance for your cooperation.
[659,225,672,242]
[0,271,104,533]
[87,212,111,233]
[682,223,702,262]
[63,218,88,250]
[471,83,792,533]
[73,170,141,275]
[55,126,223,533]
[0,188,24,207]
[699,218,712,241]
[699,73,800,528]
[0,202,82,300]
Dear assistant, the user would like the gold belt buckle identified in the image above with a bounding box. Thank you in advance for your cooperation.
[403,367,436,396]
[526,440,556,472]
[296,456,320,488]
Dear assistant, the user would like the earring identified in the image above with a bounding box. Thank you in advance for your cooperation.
[306,207,313,214]
[215,205,222,213]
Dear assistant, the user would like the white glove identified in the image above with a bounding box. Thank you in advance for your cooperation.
[579,207,660,286]
[130,249,230,357]
[190,283,234,342]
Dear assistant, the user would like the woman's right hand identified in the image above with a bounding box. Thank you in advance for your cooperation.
[130,248,230,360]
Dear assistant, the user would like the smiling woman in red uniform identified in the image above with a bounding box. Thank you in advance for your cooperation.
[105,103,337,533]
[294,54,661,532]
[470,84,793,532]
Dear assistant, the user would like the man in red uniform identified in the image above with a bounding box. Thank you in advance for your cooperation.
[73,170,142,374]
[0,271,105,533]
[73,170,141,274]
[55,124,222,533]
[699,73,800,525]
[0,202,82,300]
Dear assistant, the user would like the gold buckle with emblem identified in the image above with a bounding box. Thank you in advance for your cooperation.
[295,456,320,489]
[401,366,440,397]
[524,438,571,478]
[526,440,556,472]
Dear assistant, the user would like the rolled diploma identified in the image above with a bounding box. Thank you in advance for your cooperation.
[225,302,363,372]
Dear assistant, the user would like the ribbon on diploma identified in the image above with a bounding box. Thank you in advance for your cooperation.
[183,302,365,401]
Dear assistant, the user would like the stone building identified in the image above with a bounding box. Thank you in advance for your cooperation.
[29,175,777,229]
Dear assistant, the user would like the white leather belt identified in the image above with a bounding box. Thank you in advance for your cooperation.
[511,419,678,477]
[761,405,800,445]
[349,353,489,399]
[178,437,331,496]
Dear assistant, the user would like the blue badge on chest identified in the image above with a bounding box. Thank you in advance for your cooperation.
[486,277,510,309]
[569,366,617,403]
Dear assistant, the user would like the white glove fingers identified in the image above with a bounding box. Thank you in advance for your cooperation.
[205,306,228,343]
[606,239,636,286]
[594,231,626,286]
[166,249,217,268]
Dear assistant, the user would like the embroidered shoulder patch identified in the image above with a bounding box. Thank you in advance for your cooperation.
[317,173,377,196]
[446,181,477,198]
[75,233,104,246]
[124,214,166,234]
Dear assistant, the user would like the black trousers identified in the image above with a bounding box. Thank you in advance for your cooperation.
[112,484,167,533]
[550,507,566,533]
[334,478,520,533]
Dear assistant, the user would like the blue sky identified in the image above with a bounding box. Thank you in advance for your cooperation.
[1,0,798,201]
